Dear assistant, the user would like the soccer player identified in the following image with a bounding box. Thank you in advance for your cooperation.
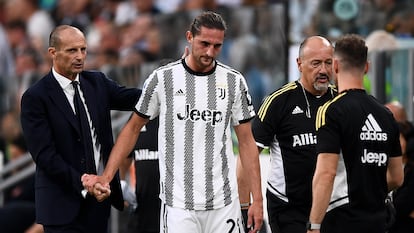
[308,34,404,233]
[83,11,263,233]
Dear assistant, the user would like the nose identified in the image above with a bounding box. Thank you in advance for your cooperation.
[206,45,215,57]
[75,49,87,59]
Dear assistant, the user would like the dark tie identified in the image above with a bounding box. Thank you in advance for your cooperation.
[72,81,96,174]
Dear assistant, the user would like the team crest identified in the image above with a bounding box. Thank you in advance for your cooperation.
[217,87,226,100]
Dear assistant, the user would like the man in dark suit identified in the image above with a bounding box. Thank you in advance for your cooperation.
[20,25,141,233]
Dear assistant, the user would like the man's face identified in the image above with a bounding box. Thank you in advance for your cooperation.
[49,29,87,80]
[298,42,333,95]
[186,26,224,72]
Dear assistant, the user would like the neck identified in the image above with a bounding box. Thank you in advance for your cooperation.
[337,73,364,93]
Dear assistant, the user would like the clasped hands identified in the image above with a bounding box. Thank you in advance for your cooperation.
[81,174,111,202]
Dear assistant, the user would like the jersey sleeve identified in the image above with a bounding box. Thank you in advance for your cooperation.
[315,103,341,154]
[135,71,160,119]
[251,92,282,149]
[231,74,255,125]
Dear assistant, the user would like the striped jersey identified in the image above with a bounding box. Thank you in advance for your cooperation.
[135,59,255,210]
[252,81,336,206]
[315,89,401,216]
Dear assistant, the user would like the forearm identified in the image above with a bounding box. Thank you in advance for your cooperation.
[309,153,338,224]
[309,173,333,224]
[239,144,262,203]
[387,156,404,191]
[103,122,141,183]
[236,156,251,205]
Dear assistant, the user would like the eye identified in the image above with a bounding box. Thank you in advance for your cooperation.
[310,60,322,68]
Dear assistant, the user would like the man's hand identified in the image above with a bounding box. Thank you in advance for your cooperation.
[81,174,111,201]
[247,200,263,233]
[93,182,111,202]
[82,174,98,192]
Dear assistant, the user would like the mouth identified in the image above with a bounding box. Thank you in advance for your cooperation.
[201,56,212,63]
[317,76,329,83]
[74,63,83,69]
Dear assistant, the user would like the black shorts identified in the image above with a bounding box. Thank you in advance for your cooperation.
[266,190,309,233]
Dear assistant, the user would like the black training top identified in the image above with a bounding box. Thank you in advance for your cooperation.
[253,80,336,207]
[316,89,401,216]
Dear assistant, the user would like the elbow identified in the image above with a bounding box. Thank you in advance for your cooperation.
[395,174,404,188]
[388,174,404,191]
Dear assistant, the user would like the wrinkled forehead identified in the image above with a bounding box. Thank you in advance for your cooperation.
[303,46,333,61]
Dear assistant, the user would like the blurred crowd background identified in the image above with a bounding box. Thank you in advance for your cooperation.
[0,0,414,232]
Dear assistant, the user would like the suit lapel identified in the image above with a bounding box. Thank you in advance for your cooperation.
[45,74,81,135]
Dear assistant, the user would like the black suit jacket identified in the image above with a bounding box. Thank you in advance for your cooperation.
[20,70,141,226]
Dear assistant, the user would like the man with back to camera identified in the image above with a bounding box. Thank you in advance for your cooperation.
[308,34,404,233]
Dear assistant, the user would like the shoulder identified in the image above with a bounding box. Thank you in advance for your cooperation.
[256,82,298,120]
[23,72,52,95]
[216,61,243,76]
[319,91,347,114]
[81,70,106,79]
[153,59,182,73]
[262,82,299,105]
[315,92,356,129]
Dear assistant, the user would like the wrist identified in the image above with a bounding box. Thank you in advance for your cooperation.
[306,221,321,231]
[240,202,250,209]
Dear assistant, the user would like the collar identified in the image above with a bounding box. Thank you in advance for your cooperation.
[52,67,80,90]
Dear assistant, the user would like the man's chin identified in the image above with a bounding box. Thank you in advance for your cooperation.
[314,83,329,92]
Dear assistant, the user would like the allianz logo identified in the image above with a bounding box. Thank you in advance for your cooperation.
[361,149,387,166]
[177,104,223,126]
[360,114,388,141]
[292,133,316,147]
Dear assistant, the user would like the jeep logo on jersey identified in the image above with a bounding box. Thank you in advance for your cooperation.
[292,133,316,147]
[177,104,223,126]
[361,149,387,166]
[360,114,387,141]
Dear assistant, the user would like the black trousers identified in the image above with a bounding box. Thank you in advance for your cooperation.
[266,190,309,233]
[44,196,111,233]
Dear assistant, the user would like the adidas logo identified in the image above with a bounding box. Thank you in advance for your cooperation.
[360,114,387,141]
[292,106,304,115]
[175,89,185,96]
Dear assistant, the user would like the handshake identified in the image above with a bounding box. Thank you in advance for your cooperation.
[81,174,111,202]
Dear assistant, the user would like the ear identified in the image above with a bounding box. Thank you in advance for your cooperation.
[333,59,339,74]
[48,47,56,58]
[296,57,302,72]
[185,31,192,43]
[364,61,369,74]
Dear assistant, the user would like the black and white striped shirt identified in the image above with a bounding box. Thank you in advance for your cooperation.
[135,59,255,210]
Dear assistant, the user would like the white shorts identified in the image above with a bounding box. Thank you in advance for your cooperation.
[160,200,245,233]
